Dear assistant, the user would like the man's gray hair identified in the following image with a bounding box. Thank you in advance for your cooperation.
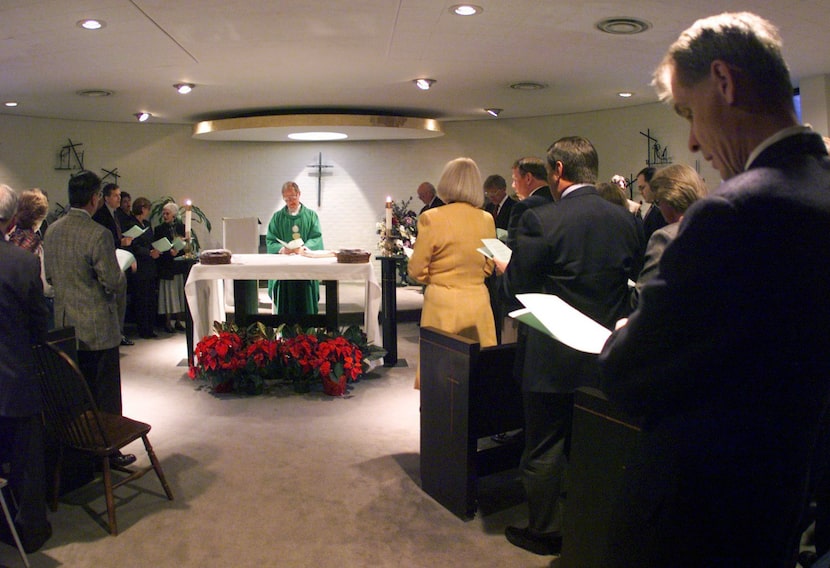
[0,184,18,223]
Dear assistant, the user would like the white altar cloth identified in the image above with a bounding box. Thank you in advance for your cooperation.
[185,253,381,345]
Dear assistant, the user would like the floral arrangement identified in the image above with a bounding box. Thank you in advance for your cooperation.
[189,322,383,396]
[376,197,418,285]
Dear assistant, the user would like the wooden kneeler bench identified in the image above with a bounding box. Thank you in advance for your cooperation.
[419,327,524,518]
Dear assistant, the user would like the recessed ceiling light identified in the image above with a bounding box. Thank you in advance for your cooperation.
[414,78,436,90]
[174,83,195,94]
[76,89,114,98]
[135,112,151,122]
[4,101,18,107]
[510,82,547,91]
[618,92,633,98]
[287,132,348,141]
[485,108,502,117]
[450,4,483,16]
[595,17,651,35]
[77,19,105,30]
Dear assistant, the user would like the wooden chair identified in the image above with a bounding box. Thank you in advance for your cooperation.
[31,343,174,535]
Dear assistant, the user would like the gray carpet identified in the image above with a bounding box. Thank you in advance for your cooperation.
[1,322,556,568]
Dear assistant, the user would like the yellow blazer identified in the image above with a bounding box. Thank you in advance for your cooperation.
[409,202,497,350]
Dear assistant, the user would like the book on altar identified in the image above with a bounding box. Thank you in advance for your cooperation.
[301,249,336,258]
[477,238,511,263]
[277,237,304,249]
[115,249,135,272]
[171,237,186,251]
[509,293,612,354]
[122,224,148,238]
[152,237,173,252]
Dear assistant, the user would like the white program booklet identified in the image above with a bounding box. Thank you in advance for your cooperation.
[477,238,512,263]
[152,237,173,252]
[509,293,612,354]
[122,224,148,238]
[115,248,135,272]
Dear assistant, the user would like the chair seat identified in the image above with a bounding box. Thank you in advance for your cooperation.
[65,411,151,456]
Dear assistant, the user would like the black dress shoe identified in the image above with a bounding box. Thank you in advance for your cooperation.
[139,332,158,339]
[164,324,175,333]
[120,336,135,346]
[174,322,186,332]
[505,526,562,555]
[109,453,137,468]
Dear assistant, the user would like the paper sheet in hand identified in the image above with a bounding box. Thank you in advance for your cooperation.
[478,238,512,263]
[115,249,135,272]
[122,224,147,238]
[171,237,186,251]
[277,237,304,249]
[496,228,508,242]
[152,237,173,252]
[509,293,611,354]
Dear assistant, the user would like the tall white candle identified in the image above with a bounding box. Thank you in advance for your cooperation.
[185,200,192,238]
[385,196,393,234]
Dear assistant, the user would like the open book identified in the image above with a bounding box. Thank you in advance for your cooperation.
[477,238,512,263]
[509,293,612,354]
[122,224,148,238]
[277,237,304,249]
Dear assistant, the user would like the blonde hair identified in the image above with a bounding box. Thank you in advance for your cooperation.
[436,157,484,207]
[650,164,708,214]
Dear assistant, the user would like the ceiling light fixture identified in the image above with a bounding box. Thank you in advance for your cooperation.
[450,4,483,16]
[174,83,195,94]
[595,17,651,35]
[509,82,547,91]
[485,108,502,117]
[4,101,18,108]
[77,19,105,30]
[617,92,633,98]
[287,132,348,141]
[414,78,436,91]
[76,89,114,98]
[135,112,151,122]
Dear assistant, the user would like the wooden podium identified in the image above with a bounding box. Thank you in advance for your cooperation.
[419,327,523,518]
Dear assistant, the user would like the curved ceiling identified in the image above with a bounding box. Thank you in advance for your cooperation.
[0,1,828,130]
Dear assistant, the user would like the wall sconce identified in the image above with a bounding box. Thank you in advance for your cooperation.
[135,112,151,122]
[414,78,436,91]
[485,108,502,117]
[174,83,195,94]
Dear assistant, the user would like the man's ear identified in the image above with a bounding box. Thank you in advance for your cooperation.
[710,60,737,105]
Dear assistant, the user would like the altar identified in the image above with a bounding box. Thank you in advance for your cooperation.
[184,253,381,350]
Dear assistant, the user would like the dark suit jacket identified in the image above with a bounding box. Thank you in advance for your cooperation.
[419,196,444,215]
[505,186,552,251]
[124,218,157,281]
[92,205,121,248]
[640,203,667,242]
[485,196,515,231]
[503,185,643,393]
[599,131,830,566]
[0,240,49,416]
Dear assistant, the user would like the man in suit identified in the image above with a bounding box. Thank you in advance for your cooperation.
[0,183,52,553]
[505,157,552,251]
[635,166,667,241]
[92,182,134,346]
[417,181,443,214]
[502,137,643,555]
[598,12,830,567]
[44,170,136,467]
[483,174,514,231]
[116,190,132,227]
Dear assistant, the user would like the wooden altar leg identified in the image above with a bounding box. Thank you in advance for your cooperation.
[378,257,399,367]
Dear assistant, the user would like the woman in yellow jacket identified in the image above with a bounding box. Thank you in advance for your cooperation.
[408,157,497,387]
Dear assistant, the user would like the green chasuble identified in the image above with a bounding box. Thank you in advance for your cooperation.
[265,205,324,314]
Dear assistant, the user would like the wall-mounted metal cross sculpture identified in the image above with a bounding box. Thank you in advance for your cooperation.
[306,152,333,206]
[640,128,672,167]
[56,139,84,170]
[101,167,120,185]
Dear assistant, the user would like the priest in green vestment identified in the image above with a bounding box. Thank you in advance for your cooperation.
[266,181,324,314]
